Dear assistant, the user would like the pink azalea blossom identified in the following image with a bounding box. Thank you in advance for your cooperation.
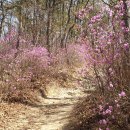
[119,91,126,97]
[109,106,113,110]
[117,104,120,108]
[109,83,113,88]
[105,109,112,115]
[99,119,107,125]
[99,105,103,111]
[102,119,107,125]
[124,43,129,51]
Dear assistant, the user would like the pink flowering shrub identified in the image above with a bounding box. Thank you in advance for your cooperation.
[0,29,52,104]
[0,30,90,104]
[15,47,51,74]
[67,1,130,130]
[51,43,88,70]
[0,45,51,104]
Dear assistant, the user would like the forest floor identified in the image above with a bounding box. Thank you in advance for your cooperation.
[0,86,90,130]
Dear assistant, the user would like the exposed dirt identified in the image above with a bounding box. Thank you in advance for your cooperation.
[0,87,90,130]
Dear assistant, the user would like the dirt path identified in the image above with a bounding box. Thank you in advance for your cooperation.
[39,87,86,130]
[0,87,88,130]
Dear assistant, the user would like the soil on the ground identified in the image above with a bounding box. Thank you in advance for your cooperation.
[0,87,89,130]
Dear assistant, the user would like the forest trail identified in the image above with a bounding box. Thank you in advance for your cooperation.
[0,87,89,130]
[35,87,87,130]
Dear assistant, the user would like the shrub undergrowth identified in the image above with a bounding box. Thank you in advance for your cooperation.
[67,1,130,130]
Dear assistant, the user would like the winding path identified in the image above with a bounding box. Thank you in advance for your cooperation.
[0,87,88,130]
[35,87,87,130]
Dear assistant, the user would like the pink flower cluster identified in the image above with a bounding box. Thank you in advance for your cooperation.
[21,46,51,68]
[90,14,102,23]
[119,91,126,97]
[77,8,86,19]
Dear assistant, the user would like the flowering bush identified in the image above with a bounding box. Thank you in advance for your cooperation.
[51,43,88,70]
[0,44,51,103]
[68,0,130,130]
[0,31,89,104]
